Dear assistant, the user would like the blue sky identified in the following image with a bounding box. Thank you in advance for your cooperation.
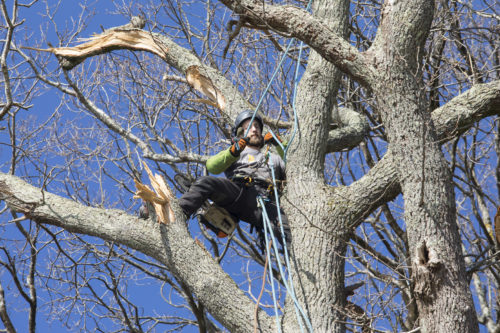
[1,0,498,332]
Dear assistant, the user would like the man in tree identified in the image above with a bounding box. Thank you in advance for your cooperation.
[179,110,289,248]
[141,110,289,248]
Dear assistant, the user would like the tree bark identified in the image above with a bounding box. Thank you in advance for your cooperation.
[367,0,478,331]
[281,0,351,331]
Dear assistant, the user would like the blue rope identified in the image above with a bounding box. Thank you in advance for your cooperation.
[270,158,314,332]
[260,196,306,332]
[243,39,296,139]
[244,0,313,152]
[243,38,305,162]
[262,205,282,333]
[241,1,314,330]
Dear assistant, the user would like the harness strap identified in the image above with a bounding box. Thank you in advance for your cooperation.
[230,175,274,193]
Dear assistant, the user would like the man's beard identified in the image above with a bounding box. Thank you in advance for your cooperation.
[247,134,263,147]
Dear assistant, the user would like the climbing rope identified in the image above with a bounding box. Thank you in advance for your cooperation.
[256,157,314,333]
[243,36,294,139]
[243,3,312,164]
[261,204,283,333]
[238,0,314,330]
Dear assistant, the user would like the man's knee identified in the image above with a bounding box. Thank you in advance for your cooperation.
[178,176,217,216]
[179,176,237,215]
[191,175,217,188]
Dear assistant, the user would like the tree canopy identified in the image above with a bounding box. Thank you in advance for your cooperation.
[0,0,499,332]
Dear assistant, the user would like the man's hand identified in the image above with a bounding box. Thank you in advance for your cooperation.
[230,137,249,156]
[264,132,282,146]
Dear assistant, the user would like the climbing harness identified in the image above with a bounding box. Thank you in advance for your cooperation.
[230,174,276,196]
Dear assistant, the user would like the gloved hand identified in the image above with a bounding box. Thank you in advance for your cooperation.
[230,137,249,156]
[264,132,282,146]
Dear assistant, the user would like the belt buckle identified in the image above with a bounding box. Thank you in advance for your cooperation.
[244,176,253,186]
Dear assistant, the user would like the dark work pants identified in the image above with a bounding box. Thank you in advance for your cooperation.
[178,176,290,246]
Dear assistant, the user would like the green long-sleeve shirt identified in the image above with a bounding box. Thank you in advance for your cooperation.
[206,148,238,175]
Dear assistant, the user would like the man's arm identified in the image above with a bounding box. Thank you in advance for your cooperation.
[206,149,239,174]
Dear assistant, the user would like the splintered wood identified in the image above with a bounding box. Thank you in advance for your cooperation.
[35,29,168,64]
[26,28,226,111]
[134,162,175,224]
[186,66,226,110]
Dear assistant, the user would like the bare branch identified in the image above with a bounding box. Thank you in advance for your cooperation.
[218,0,378,87]
[0,172,275,333]
[433,80,500,141]
[0,282,16,333]
[327,107,370,152]
[344,80,500,227]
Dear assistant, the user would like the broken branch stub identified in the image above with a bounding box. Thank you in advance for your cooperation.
[44,29,169,70]
[134,162,175,224]
[29,25,228,110]
[186,66,226,111]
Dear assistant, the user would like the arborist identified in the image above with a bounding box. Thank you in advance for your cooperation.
[179,110,290,250]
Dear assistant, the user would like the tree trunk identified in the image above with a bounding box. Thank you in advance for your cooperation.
[369,0,478,331]
[282,0,350,331]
